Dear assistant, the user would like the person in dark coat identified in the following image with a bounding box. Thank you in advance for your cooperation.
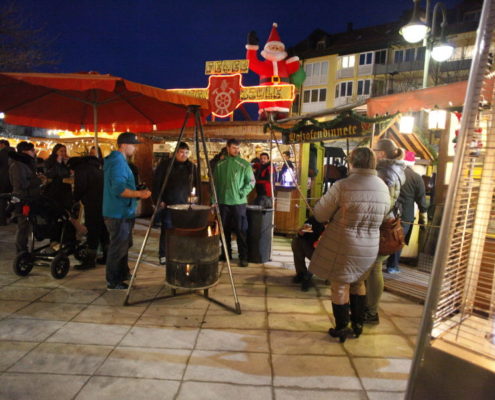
[69,153,109,269]
[8,142,42,253]
[253,152,275,199]
[210,147,227,173]
[0,139,15,225]
[44,144,73,211]
[365,139,406,325]
[152,142,197,264]
[291,216,325,291]
[386,153,428,273]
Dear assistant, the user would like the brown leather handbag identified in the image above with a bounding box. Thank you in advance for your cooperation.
[378,170,405,256]
[378,213,405,256]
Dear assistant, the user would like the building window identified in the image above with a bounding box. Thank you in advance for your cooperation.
[404,48,415,62]
[359,52,373,65]
[416,47,426,61]
[336,81,353,98]
[340,55,355,69]
[394,50,404,63]
[320,61,328,80]
[302,88,327,104]
[311,89,319,102]
[319,88,327,102]
[357,79,372,95]
[375,50,387,64]
[303,90,310,103]
[394,47,424,63]
[304,61,329,85]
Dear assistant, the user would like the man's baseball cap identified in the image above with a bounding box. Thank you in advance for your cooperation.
[117,132,141,145]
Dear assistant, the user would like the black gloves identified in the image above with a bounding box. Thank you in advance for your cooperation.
[247,31,259,46]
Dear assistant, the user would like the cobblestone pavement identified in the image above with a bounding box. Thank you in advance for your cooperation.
[0,219,421,399]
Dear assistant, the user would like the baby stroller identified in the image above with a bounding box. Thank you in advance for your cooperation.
[7,194,88,279]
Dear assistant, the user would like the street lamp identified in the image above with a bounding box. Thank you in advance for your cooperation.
[400,0,454,88]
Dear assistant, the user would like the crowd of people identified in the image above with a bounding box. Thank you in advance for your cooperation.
[0,134,427,342]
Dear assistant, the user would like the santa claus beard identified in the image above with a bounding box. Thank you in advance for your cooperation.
[261,48,287,62]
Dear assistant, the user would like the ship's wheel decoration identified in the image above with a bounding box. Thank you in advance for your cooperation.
[209,75,240,118]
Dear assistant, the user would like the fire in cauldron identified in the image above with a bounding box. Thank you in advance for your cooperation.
[165,205,219,289]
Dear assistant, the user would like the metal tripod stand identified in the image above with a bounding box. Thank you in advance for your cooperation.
[123,105,241,314]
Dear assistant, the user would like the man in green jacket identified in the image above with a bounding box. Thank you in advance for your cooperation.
[213,138,255,267]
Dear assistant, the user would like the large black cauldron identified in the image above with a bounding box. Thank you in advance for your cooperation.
[165,223,220,289]
[167,204,212,230]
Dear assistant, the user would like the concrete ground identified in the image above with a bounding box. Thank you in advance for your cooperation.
[0,219,422,400]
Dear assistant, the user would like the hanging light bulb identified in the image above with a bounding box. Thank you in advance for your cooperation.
[400,115,415,134]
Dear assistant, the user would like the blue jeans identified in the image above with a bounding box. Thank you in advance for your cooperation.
[104,217,134,286]
[386,222,412,270]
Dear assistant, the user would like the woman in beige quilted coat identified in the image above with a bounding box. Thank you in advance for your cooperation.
[309,147,390,342]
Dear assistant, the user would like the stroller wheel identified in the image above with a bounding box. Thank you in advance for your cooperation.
[13,252,34,277]
[74,243,88,261]
[50,254,70,279]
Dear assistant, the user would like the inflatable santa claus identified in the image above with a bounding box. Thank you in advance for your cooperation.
[246,23,301,120]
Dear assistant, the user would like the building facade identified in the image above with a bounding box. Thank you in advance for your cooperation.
[291,0,482,116]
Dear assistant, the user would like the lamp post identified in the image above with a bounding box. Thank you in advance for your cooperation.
[400,0,454,88]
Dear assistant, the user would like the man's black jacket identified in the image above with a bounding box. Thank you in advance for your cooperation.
[152,158,197,205]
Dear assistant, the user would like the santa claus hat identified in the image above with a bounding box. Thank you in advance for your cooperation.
[404,151,416,166]
[265,22,285,49]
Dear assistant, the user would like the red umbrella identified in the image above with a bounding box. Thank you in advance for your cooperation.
[0,72,209,147]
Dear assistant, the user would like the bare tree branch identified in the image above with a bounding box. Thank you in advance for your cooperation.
[0,2,58,71]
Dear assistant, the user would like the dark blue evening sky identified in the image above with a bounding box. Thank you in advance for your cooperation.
[18,0,460,89]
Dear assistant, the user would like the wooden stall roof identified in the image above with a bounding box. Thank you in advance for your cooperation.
[151,121,296,142]
[374,116,434,162]
[367,79,494,116]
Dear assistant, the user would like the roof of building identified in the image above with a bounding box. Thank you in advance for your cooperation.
[291,0,482,59]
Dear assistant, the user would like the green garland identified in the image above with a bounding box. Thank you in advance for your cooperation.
[263,110,399,135]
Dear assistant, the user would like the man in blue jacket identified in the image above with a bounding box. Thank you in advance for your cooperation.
[103,132,151,290]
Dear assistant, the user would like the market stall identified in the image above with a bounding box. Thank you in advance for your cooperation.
[366,78,495,302]
[0,71,210,216]
[151,121,308,233]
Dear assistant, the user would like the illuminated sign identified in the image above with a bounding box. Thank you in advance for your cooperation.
[205,60,250,75]
[170,74,295,118]
[283,117,372,144]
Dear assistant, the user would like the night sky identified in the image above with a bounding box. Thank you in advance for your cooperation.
[18,0,461,90]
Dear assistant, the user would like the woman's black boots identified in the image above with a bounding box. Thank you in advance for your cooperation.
[329,303,352,343]
[350,294,366,338]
